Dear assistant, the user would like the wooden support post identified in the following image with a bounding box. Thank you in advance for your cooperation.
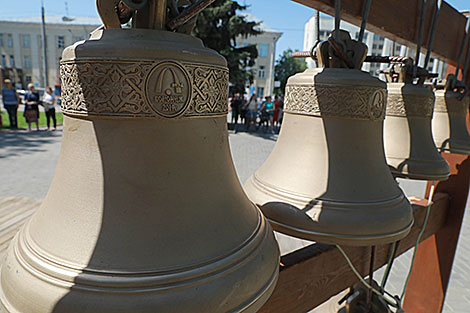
[402,154,470,312]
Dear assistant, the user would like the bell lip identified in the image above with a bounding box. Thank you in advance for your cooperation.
[391,170,450,181]
[387,159,450,181]
[266,217,413,247]
[245,175,414,246]
[438,141,470,155]
[0,264,279,313]
[4,213,276,291]
[250,174,409,211]
[227,266,279,313]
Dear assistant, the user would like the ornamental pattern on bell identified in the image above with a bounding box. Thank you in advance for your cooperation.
[434,92,469,114]
[386,93,435,118]
[60,60,229,118]
[284,84,386,120]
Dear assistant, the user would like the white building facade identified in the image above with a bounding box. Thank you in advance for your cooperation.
[238,13,282,98]
[0,16,99,89]
[0,13,281,97]
[304,15,447,80]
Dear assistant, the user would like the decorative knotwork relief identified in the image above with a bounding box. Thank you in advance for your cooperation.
[434,92,469,114]
[60,59,229,118]
[284,84,386,120]
[386,93,434,118]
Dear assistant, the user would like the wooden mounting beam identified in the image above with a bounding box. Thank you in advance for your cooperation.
[403,154,470,312]
[293,0,468,65]
[259,193,449,313]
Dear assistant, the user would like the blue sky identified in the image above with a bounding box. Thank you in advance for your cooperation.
[1,0,469,59]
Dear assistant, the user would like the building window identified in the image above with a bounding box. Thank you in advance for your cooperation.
[25,76,32,83]
[372,44,377,50]
[57,36,65,49]
[257,87,264,98]
[259,44,268,57]
[258,66,266,79]
[7,34,13,47]
[22,34,31,48]
[24,55,31,69]
[378,45,383,50]
[9,55,15,67]
[0,34,3,47]
[1,55,6,67]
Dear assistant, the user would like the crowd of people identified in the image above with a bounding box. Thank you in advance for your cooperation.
[1,79,57,131]
[229,93,284,134]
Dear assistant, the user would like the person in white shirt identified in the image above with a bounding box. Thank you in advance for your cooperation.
[42,87,57,130]
[242,94,258,132]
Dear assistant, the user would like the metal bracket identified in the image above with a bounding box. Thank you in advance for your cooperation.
[316,30,367,69]
[338,281,392,313]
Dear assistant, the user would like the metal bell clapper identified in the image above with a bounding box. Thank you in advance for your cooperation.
[432,74,470,154]
[0,1,279,312]
[244,30,413,246]
[383,61,450,180]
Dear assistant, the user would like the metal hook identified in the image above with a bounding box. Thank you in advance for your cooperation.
[455,16,470,79]
[358,0,372,43]
[334,0,341,41]
[413,0,428,78]
[423,0,442,69]
[461,27,470,82]
[315,10,320,43]
[96,0,122,29]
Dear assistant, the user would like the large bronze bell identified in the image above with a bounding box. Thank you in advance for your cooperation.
[244,31,413,246]
[383,63,450,180]
[0,1,279,312]
[432,75,470,154]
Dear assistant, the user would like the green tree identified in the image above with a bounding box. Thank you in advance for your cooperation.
[193,0,260,94]
[274,49,307,95]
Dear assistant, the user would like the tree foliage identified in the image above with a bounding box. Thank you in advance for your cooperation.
[193,0,260,94]
[274,49,307,95]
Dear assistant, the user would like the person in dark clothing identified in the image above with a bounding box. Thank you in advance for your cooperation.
[24,83,40,131]
[1,79,20,129]
[230,93,242,125]
[42,87,57,130]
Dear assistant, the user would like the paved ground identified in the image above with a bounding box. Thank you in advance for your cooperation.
[0,121,469,312]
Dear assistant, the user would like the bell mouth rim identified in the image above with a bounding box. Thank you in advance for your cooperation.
[4,213,277,292]
[266,217,413,246]
[391,171,450,181]
[387,158,450,181]
[438,140,470,155]
[251,174,409,211]
[0,262,279,313]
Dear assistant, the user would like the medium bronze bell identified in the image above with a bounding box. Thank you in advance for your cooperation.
[383,63,450,180]
[432,75,470,154]
[0,1,279,312]
[244,31,413,246]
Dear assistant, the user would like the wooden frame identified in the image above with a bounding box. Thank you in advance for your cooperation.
[293,0,469,66]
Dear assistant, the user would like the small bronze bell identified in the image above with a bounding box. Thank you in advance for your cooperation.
[383,62,450,180]
[244,31,413,246]
[0,1,279,312]
[432,74,470,154]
